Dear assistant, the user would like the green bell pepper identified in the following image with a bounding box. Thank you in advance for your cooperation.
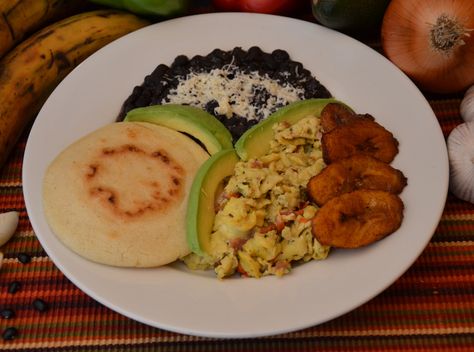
[89,0,190,17]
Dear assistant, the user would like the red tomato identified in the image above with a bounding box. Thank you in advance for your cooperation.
[213,0,305,14]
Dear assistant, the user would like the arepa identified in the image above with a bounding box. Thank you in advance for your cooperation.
[42,122,208,267]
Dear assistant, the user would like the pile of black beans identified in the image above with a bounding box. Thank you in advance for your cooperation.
[117,46,332,141]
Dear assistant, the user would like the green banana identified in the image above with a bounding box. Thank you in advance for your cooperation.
[0,0,90,58]
[0,9,150,168]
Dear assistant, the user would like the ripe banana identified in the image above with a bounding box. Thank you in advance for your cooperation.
[0,0,90,58]
[0,9,150,168]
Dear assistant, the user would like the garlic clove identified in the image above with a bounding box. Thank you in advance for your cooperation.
[0,211,19,247]
[447,121,474,203]
[460,85,474,123]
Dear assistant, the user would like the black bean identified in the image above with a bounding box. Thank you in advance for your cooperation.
[246,62,259,72]
[154,63,171,74]
[17,253,31,264]
[207,54,223,68]
[0,309,15,319]
[245,46,263,61]
[7,281,21,294]
[2,327,18,341]
[271,49,289,63]
[144,74,158,86]
[32,299,49,313]
[148,64,169,81]
[300,68,311,77]
[262,54,277,70]
[304,79,332,99]
[134,89,152,107]
[209,48,226,60]
[204,100,219,115]
[150,90,165,105]
[171,55,189,68]
[189,55,204,69]
[207,49,223,60]
[251,86,271,107]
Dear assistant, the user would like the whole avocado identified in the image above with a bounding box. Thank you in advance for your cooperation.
[312,0,390,33]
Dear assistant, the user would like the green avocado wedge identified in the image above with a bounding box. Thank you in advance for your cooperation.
[124,104,233,155]
[235,98,349,161]
[186,149,239,256]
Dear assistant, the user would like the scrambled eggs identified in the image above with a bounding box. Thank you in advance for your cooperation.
[183,116,330,278]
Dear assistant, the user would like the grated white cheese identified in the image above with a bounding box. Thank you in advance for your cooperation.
[163,65,304,121]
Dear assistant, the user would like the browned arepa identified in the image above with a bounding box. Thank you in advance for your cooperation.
[42,122,208,267]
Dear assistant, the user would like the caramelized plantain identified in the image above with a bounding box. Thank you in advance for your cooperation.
[307,154,407,206]
[321,119,399,164]
[312,190,404,248]
[320,102,374,133]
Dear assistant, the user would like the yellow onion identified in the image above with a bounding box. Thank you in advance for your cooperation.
[381,0,474,94]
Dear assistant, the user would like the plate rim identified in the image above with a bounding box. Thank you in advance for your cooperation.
[22,12,449,338]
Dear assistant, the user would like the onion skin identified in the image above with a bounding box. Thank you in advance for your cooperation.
[381,0,474,94]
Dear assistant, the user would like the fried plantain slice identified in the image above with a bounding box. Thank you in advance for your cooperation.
[307,154,407,206]
[321,119,399,164]
[320,102,374,133]
[312,190,404,248]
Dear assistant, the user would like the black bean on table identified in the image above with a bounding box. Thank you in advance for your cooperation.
[2,327,18,341]
[7,281,21,294]
[17,253,31,264]
[32,298,49,313]
[0,308,15,319]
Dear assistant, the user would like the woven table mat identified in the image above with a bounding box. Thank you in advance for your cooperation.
[1,8,474,352]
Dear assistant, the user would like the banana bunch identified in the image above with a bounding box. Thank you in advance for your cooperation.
[0,0,89,59]
[0,6,151,168]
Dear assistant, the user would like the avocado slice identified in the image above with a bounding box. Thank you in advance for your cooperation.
[124,104,233,155]
[186,148,239,256]
[235,98,349,161]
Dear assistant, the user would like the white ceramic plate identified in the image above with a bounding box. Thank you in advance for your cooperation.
[23,13,448,338]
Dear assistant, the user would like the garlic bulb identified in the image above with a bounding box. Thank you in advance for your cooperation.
[0,211,19,247]
[447,122,474,203]
[460,85,474,122]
